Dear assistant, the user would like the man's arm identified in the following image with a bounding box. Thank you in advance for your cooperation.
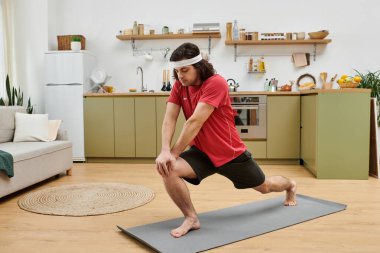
[161,102,181,152]
[155,102,180,176]
[171,102,215,157]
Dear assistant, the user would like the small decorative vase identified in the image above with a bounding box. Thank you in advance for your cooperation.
[70,41,81,51]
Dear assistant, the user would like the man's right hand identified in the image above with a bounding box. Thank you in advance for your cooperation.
[155,150,177,177]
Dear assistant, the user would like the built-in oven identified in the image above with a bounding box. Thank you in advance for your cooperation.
[230,95,267,140]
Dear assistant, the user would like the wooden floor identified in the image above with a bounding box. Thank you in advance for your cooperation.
[1,163,380,253]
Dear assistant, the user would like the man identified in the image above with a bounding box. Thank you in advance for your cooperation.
[155,43,297,238]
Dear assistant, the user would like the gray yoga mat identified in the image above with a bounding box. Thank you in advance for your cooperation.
[118,194,346,253]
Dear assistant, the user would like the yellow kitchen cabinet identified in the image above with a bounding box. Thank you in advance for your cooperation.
[244,140,267,159]
[300,95,317,174]
[114,97,135,157]
[84,97,114,157]
[156,97,186,155]
[135,97,157,157]
[301,92,370,179]
[267,95,300,158]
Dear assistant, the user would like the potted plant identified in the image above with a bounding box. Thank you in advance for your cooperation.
[0,75,33,113]
[70,36,82,51]
[356,70,380,125]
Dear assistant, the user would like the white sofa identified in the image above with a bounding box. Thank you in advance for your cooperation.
[0,106,73,198]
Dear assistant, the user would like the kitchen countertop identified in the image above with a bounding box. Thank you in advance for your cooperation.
[83,88,370,97]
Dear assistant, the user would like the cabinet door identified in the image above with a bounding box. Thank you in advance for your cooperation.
[300,95,317,175]
[267,96,300,158]
[114,97,135,157]
[156,97,186,155]
[84,97,114,157]
[135,97,156,157]
[244,141,267,159]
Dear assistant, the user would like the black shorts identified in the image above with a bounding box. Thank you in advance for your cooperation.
[179,146,265,189]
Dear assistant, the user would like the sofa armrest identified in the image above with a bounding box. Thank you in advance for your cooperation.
[56,129,68,140]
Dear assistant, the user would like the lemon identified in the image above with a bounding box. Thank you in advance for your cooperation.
[354,76,362,83]
[338,79,344,85]
[341,74,348,79]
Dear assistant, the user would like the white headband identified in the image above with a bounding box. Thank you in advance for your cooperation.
[171,54,203,68]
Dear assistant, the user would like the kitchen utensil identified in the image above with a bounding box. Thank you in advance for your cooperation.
[296,32,305,40]
[227,78,239,92]
[161,69,167,91]
[90,68,111,85]
[297,73,316,90]
[320,72,327,83]
[322,82,333,89]
[330,74,337,82]
[308,30,329,39]
[270,79,278,92]
[279,83,293,91]
[144,52,153,61]
[162,26,169,34]
[338,82,359,88]
[226,22,232,41]
[166,69,172,91]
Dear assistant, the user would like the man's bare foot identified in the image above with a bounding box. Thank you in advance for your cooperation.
[171,216,200,238]
[284,180,297,206]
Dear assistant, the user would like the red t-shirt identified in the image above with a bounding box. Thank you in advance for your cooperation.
[167,74,246,167]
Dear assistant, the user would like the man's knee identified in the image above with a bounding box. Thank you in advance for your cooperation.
[161,162,184,179]
[254,180,270,194]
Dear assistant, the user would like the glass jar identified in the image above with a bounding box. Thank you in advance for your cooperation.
[239,29,246,40]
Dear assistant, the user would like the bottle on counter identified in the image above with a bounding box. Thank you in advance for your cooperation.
[264,78,269,91]
[133,21,138,35]
[233,20,239,41]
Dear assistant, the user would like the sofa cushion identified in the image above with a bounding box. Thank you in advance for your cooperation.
[0,141,72,162]
[0,106,26,143]
[48,120,62,141]
[13,113,49,142]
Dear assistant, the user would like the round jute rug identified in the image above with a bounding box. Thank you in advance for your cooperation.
[18,183,155,216]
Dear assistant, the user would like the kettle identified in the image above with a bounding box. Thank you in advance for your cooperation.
[227,78,239,92]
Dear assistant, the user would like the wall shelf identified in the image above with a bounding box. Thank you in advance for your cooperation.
[116,32,221,40]
[117,33,221,55]
[225,39,332,62]
[225,39,331,45]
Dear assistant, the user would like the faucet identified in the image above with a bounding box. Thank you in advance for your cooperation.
[136,66,147,92]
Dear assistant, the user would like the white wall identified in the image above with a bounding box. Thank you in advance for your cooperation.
[12,0,380,109]
[11,0,47,112]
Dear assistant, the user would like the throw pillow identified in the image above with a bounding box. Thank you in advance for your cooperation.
[13,113,49,142]
[47,120,62,141]
[0,106,27,143]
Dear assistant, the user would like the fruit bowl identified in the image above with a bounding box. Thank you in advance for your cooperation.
[338,82,359,88]
[308,30,329,39]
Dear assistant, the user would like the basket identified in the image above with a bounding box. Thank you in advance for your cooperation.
[57,35,86,50]
[338,82,359,88]
[308,31,329,39]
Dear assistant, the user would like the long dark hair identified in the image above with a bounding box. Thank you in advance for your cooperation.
[170,43,215,82]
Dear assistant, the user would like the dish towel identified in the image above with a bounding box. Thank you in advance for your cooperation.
[0,150,14,178]
[292,53,308,67]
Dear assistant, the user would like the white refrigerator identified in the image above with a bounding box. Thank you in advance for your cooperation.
[44,51,96,161]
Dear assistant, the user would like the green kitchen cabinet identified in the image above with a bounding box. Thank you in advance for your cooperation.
[267,96,300,159]
[244,140,267,159]
[300,95,317,175]
[114,97,135,157]
[84,97,114,157]
[156,97,186,155]
[301,92,370,179]
[135,97,157,157]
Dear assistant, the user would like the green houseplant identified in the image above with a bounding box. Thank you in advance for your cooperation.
[0,74,33,113]
[356,70,380,126]
[70,36,82,51]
